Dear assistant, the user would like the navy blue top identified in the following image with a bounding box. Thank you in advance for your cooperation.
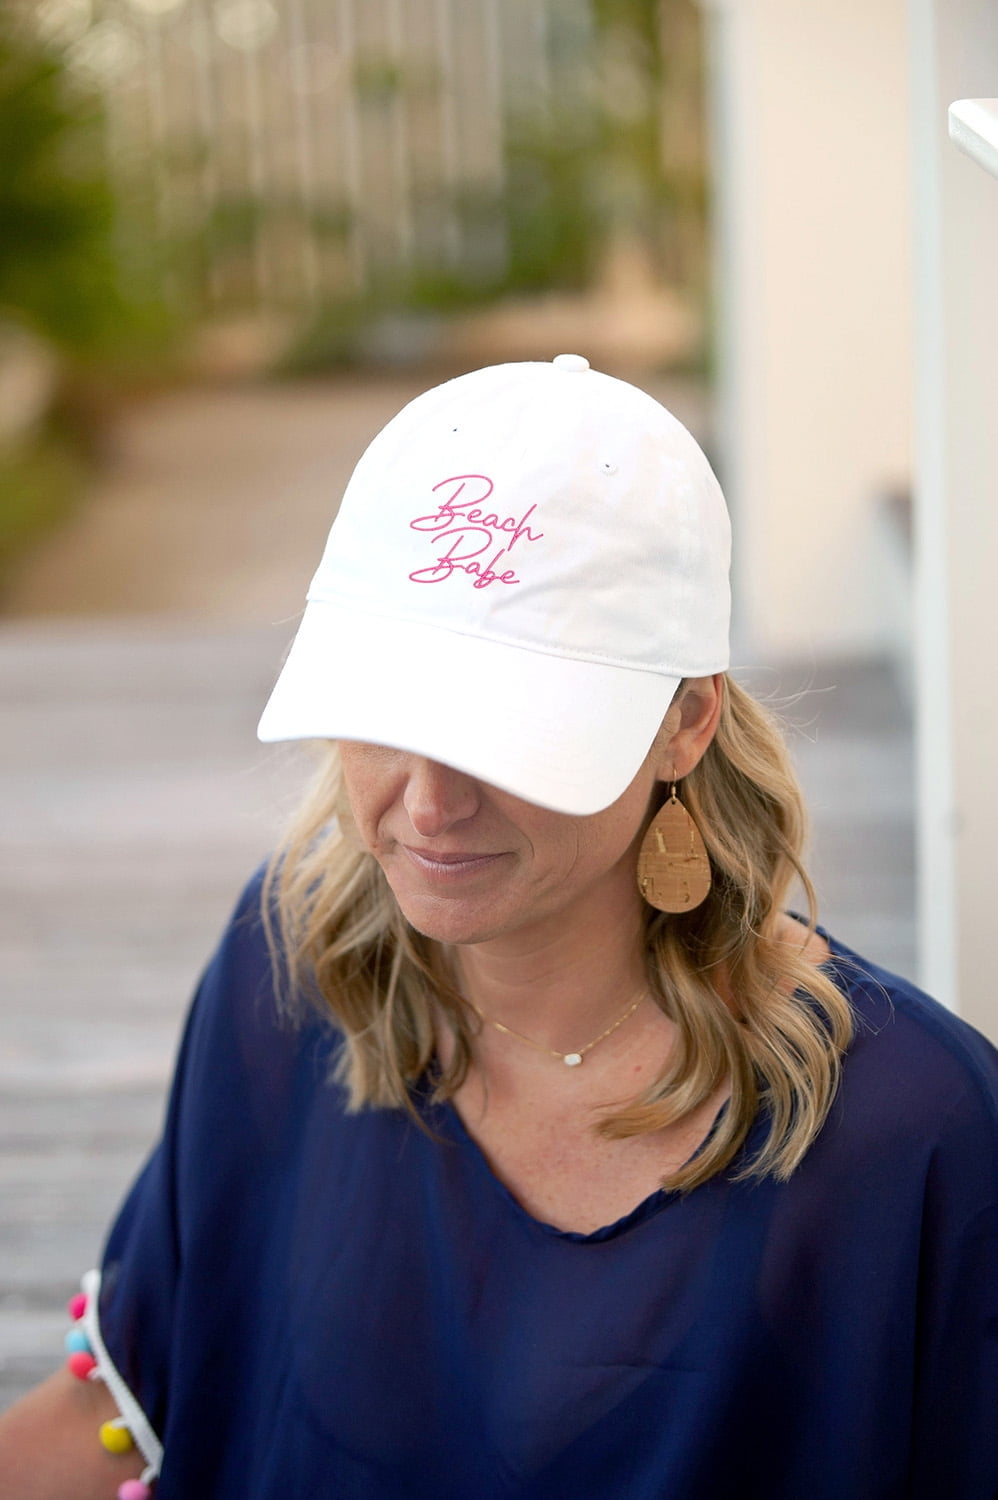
[99,871,998,1498]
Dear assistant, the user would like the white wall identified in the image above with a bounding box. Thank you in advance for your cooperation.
[910,0,998,1036]
[701,0,913,658]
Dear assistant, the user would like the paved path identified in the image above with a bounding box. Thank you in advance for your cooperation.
[2,377,434,622]
[0,379,914,1409]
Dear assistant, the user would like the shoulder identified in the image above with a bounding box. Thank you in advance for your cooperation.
[182,863,276,1042]
[769,937,998,1271]
[173,864,340,1127]
[828,934,998,1084]
[193,862,302,1028]
[822,932,998,1157]
[214,861,271,966]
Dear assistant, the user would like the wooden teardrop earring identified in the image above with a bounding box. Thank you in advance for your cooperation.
[636,781,712,913]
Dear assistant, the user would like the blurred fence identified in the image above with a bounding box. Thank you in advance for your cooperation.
[25,0,705,321]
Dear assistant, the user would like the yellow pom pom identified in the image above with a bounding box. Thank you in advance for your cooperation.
[99,1420,134,1454]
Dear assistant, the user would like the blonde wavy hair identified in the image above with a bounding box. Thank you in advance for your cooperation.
[262,675,853,1191]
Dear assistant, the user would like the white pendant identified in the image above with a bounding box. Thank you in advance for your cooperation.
[563,1052,583,1067]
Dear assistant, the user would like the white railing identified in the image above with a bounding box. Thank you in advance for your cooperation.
[949,99,998,181]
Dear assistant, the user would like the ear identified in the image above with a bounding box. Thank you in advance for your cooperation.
[653,674,724,783]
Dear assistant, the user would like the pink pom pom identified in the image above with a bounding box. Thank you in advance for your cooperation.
[67,1292,88,1321]
[66,1350,97,1380]
[117,1482,152,1500]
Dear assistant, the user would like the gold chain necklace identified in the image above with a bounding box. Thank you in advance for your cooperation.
[469,990,646,1068]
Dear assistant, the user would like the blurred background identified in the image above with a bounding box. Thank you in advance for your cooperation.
[0,0,713,615]
[2,0,996,1409]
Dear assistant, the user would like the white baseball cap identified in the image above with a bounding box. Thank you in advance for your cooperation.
[257,355,731,815]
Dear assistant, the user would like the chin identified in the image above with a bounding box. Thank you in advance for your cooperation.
[392,892,505,948]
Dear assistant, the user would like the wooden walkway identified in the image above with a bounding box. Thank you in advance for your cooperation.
[0,621,308,1407]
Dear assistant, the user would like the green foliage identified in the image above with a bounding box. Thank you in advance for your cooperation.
[0,18,180,581]
[0,17,172,359]
[502,114,605,294]
[353,55,405,106]
[284,0,706,368]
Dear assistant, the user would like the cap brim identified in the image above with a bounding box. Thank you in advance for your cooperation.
[257,601,679,816]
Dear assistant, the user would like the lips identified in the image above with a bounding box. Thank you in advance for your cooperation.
[401,846,505,875]
[406,849,492,863]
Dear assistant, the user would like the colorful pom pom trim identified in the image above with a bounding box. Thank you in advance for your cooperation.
[117,1482,154,1500]
[65,1270,162,1498]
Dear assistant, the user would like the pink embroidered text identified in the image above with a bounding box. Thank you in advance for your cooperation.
[407,475,544,588]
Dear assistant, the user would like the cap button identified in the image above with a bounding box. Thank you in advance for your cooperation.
[552,353,590,372]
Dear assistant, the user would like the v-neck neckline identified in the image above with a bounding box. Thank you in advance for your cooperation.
[421,920,852,1243]
[428,1089,743,1243]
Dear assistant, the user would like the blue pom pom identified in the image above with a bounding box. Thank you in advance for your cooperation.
[65,1327,92,1355]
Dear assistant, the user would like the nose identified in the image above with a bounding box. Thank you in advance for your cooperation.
[402,757,481,838]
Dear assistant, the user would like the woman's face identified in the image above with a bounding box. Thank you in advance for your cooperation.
[337,743,665,949]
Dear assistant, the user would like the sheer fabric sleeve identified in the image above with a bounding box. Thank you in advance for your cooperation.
[92,867,287,1454]
[907,1058,998,1496]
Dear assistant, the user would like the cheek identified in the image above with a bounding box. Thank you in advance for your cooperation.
[349,791,393,854]
[338,752,397,850]
[342,792,377,852]
[571,799,654,879]
[525,827,582,883]
[519,805,642,887]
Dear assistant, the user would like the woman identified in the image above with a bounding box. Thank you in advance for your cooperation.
[2,356,996,1499]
